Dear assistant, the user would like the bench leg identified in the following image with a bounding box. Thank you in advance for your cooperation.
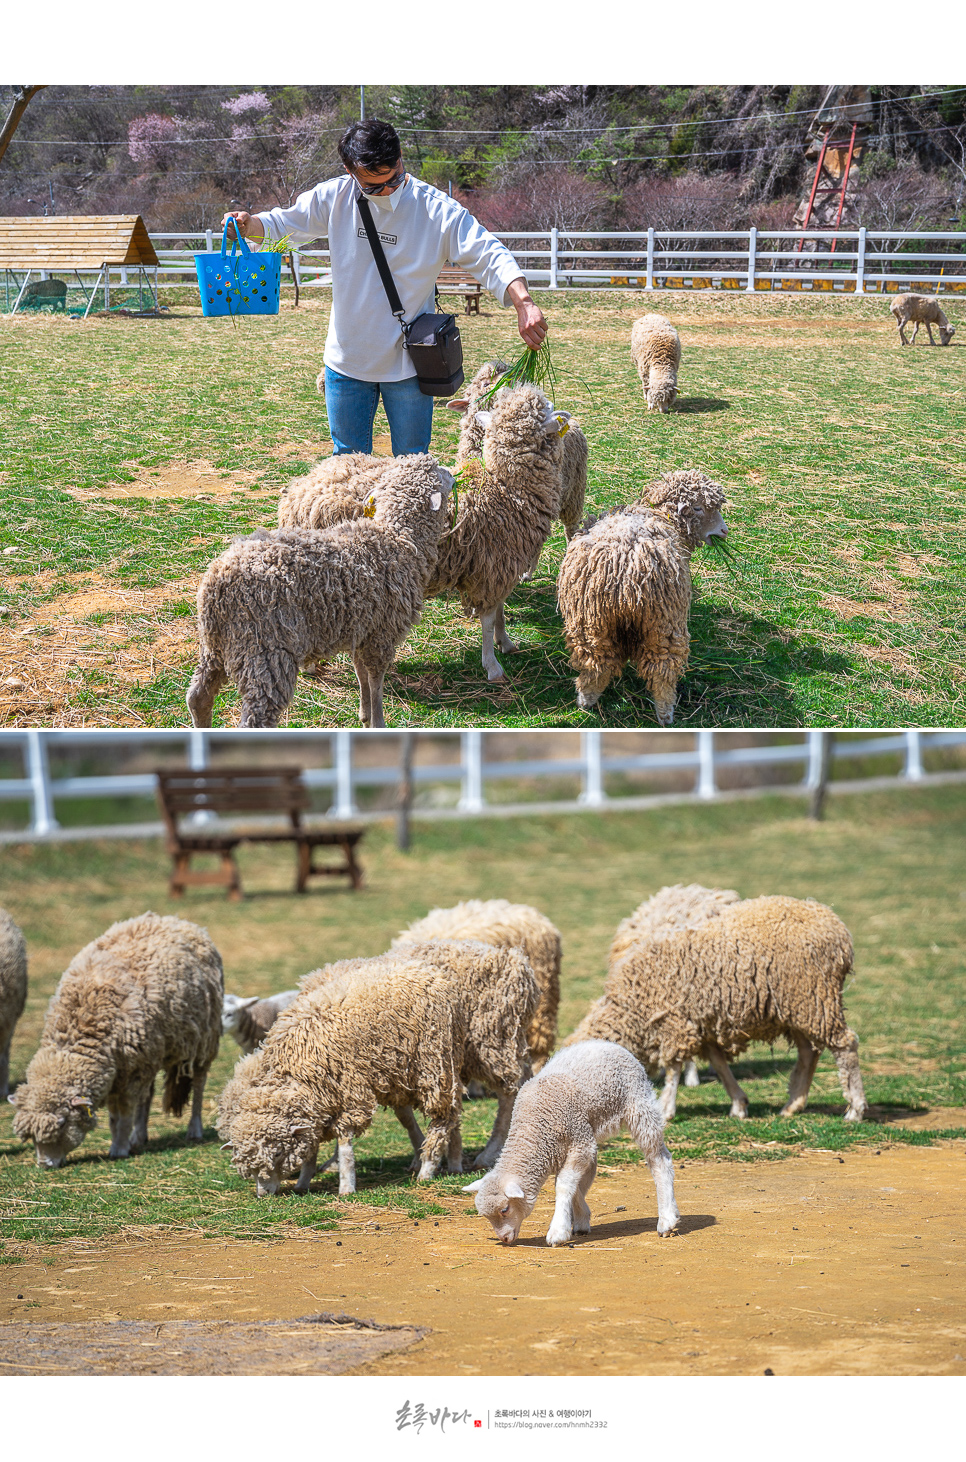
[170,852,190,897]
[296,840,311,894]
[343,839,364,890]
[223,850,243,901]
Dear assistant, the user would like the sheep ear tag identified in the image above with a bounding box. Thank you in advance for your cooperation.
[363,495,377,519]
[554,412,571,437]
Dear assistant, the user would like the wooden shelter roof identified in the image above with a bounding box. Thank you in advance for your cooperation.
[0,215,159,270]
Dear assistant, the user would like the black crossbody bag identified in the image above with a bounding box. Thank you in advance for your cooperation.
[357,193,465,397]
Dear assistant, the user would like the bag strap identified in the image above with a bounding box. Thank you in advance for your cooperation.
[356,194,409,339]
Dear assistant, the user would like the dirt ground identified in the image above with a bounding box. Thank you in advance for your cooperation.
[2,1139,963,1377]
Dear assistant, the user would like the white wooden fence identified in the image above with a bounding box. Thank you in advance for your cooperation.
[1,730,964,839]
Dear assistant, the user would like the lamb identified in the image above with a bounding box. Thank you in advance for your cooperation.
[187,453,455,729]
[218,939,538,1197]
[10,913,223,1167]
[565,890,868,1123]
[463,1040,679,1246]
[393,898,561,1075]
[0,908,28,1101]
[889,294,956,346]
[556,469,728,723]
[631,313,681,412]
[222,990,299,1053]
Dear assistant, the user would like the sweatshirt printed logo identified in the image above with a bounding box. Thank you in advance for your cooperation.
[358,227,397,246]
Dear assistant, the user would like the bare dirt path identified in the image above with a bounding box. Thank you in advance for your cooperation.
[2,1142,963,1376]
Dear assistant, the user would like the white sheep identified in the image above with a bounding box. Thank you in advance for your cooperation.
[188,454,455,728]
[566,889,868,1123]
[463,1039,679,1246]
[630,313,681,412]
[889,294,956,346]
[10,913,224,1167]
[222,991,299,1054]
[0,907,28,1102]
[218,939,538,1197]
[556,469,728,723]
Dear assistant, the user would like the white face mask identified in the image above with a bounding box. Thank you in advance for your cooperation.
[369,176,407,212]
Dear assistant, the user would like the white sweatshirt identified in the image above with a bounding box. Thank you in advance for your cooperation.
[256,173,525,383]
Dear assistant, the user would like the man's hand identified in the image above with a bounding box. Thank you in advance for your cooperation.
[221,211,265,243]
[506,277,547,349]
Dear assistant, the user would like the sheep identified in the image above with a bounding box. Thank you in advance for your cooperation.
[222,990,300,1053]
[187,453,455,729]
[565,890,868,1124]
[463,1039,679,1246]
[218,939,539,1197]
[0,908,28,1102]
[10,913,223,1168]
[889,294,956,347]
[447,359,512,467]
[393,899,561,1090]
[631,313,681,412]
[556,469,728,723]
[277,453,385,533]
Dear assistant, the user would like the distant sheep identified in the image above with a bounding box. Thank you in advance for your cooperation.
[566,890,868,1123]
[557,470,727,723]
[11,913,223,1167]
[463,1040,679,1246]
[889,294,955,346]
[393,898,561,1071]
[0,908,28,1101]
[222,990,299,1053]
[631,314,681,411]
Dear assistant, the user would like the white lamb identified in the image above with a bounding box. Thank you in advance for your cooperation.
[463,1039,679,1246]
[222,991,299,1053]
[889,294,956,346]
[630,313,681,412]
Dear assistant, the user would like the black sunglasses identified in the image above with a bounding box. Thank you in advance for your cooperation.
[354,163,406,196]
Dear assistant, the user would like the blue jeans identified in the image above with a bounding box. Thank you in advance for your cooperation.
[323,367,434,456]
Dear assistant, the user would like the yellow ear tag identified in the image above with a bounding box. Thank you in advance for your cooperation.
[556,415,570,437]
[363,496,376,518]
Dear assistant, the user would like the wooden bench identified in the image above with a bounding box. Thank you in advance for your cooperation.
[436,267,482,315]
[156,767,364,901]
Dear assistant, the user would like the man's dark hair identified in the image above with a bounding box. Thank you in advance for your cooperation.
[338,119,402,172]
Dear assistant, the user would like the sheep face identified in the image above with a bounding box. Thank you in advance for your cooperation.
[647,384,678,413]
[11,1082,97,1168]
[648,471,728,551]
[225,1089,320,1198]
[463,1172,535,1245]
[222,993,259,1036]
[474,391,567,479]
[940,323,955,345]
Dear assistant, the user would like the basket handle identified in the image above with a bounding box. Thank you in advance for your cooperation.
[221,217,253,259]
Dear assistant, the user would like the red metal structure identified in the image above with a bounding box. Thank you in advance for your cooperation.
[796,121,860,254]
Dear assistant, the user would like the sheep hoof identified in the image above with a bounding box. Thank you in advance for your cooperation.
[486,667,506,683]
[730,1103,748,1120]
[545,1224,573,1247]
[657,1216,680,1236]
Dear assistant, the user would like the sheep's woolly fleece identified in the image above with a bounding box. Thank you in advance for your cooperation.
[607,882,741,966]
[11,913,224,1154]
[218,941,539,1188]
[188,453,453,727]
[566,892,862,1073]
[630,313,681,412]
[392,899,561,1068]
[0,906,28,1100]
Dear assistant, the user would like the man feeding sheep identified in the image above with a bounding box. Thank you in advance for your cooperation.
[222,118,547,457]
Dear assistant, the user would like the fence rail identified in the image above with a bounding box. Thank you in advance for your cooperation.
[5,227,965,310]
[0,730,964,839]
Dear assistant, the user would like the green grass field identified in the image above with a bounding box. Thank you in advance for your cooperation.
[1,780,963,1250]
[1,289,964,728]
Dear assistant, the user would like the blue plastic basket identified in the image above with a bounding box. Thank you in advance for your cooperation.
[195,221,281,317]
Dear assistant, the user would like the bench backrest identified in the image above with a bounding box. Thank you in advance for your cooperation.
[156,766,308,837]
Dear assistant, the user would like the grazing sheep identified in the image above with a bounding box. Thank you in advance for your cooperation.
[218,940,538,1197]
[631,313,681,412]
[463,1040,679,1246]
[187,454,455,729]
[556,469,727,723]
[393,898,561,1072]
[222,990,299,1053]
[566,891,868,1123]
[0,908,28,1101]
[10,913,223,1167]
[889,294,956,346]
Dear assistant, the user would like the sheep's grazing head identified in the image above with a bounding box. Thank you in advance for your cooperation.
[223,1083,320,1197]
[647,381,678,413]
[463,1170,536,1246]
[940,323,955,346]
[443,359,512,414]
[645,470,728,550]
[473,386,570,478]
[9,1056,98,1169]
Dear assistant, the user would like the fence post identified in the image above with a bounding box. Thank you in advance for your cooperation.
[578,731,605,807]
[549,227,559,290]
[27,731,59,835]
[696,731,716,799]
[333,732,356,819]
[206,229,213,252]
[645,228,655,291]
[459,730,484,813]
[745,227,757,293]
[904,730,924,781]
[804,730,825,788]
[855,227,867,295]
[189,731,209,769]
[808,732,834,821]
